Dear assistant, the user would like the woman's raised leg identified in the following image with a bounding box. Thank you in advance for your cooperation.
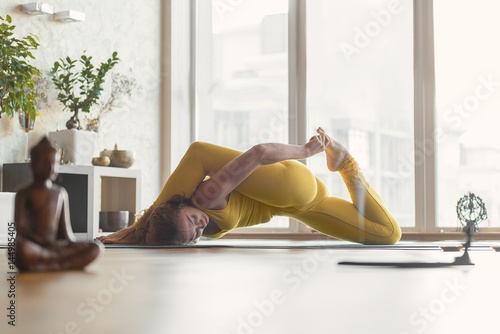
[291,156,401,245]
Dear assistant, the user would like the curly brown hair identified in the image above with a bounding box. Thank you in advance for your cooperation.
[134,195,193,245]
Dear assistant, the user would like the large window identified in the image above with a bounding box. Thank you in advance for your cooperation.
[197,0,288,149]
[306,0,415,228]
[196,0,290,229]
[182,0,499,236]
[434,0,500,230]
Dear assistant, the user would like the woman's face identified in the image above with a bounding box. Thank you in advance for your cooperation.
[176,206,210,244]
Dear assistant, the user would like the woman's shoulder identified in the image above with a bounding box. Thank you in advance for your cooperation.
[192,187,230,210]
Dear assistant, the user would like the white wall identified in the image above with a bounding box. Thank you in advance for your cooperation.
[0,0,162,209]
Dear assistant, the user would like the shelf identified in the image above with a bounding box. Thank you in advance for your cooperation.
[2,163,141,241]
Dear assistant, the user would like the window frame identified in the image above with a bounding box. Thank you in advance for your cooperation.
[413,0,435,233]
[164,0,500,239]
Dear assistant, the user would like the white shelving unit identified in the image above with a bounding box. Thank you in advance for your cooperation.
[2,163,141,241]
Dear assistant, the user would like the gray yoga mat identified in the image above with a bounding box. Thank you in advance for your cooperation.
[101,239,499,250]
[101,240,447,250]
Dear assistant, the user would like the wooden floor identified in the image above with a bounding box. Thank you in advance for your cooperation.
[1,240,500,334]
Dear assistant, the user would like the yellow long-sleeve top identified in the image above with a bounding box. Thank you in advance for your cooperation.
[192,191,279,238]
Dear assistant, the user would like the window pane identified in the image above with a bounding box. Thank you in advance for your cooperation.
[435,0,500,228]
[306,0,415,227]
[196,0,289,228]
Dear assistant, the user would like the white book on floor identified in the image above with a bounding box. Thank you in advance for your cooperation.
[0,192,16,245]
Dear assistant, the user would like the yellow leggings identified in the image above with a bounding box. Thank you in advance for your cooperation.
[286,158,401,245]
[147,142,401,245]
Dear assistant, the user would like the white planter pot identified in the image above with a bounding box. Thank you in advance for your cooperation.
[48,129,97,165]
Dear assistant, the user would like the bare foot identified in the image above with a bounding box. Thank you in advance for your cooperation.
[317,127,351,172]
[96,225,144,244]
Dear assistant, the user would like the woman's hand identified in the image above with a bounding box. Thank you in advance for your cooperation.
[304,128,332,157]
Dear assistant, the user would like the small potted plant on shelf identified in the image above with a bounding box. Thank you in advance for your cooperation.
[49,51,119,165]
[0,15,41,121]
[51,51,120,130]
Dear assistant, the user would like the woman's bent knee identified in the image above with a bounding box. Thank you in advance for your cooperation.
[367,224,402,245]
[384,227,402,245]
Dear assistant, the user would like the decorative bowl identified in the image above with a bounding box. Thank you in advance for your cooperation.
[92,156,110,167]
[99,211,130,232]
[109,144,135,168]
[110,150,135,168]
[100,149,112,158]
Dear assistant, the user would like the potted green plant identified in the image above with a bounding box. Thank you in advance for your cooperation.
[49,51,119,165]
[51,51,119,129]
[0,15,41,121]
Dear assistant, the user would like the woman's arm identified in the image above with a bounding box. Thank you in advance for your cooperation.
[252,137,330,165]
[193,133,330,210]
[154,142,242,204]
